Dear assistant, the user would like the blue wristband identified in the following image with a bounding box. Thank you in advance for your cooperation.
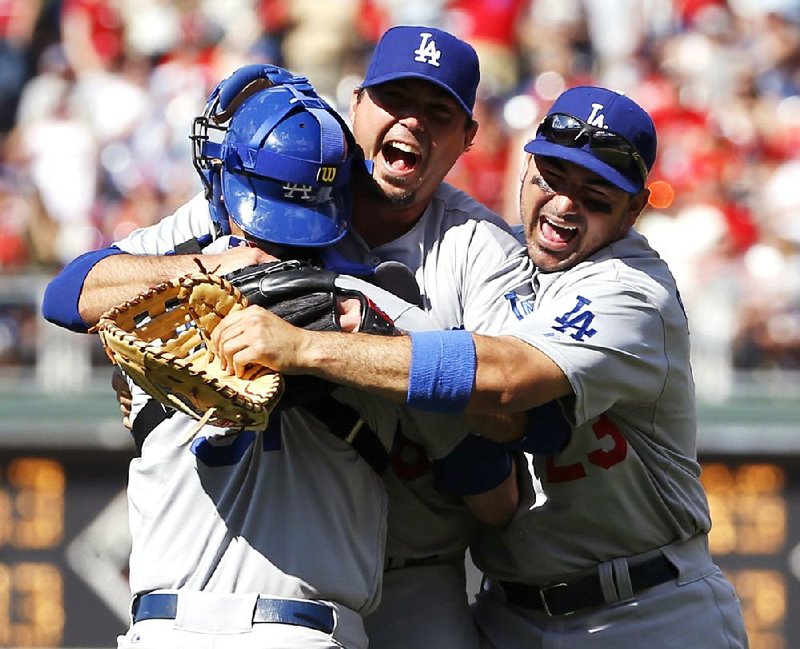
[433,434,513,495]
[505,400,572,455]
[407,330,476,414]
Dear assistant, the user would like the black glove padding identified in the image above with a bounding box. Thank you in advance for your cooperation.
[224,260,397,409]
[224,260,398,335]
[371,260,423,308]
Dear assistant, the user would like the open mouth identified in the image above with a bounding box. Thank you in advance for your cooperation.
[381,141,420,175]
[540,216,578,247]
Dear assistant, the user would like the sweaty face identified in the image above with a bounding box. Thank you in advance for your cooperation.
[520,155,647,272]
[350,79,476,210]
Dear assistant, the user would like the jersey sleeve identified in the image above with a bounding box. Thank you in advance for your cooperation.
[41,192,214,332]
[114,192,214,254]
[460,221,536,335]
[333,275,438,332]
[508,270,672,427]
[42,246,127,332]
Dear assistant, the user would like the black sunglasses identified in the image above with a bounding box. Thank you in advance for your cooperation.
[536,113,649,185]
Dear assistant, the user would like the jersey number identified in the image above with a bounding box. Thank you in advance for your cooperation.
[545,414,627,482]
[190,417,282,467]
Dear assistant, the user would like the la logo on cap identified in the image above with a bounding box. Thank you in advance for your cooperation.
[414,32,441,67]
[586,103,608,129]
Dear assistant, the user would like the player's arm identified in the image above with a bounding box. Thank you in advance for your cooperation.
[42,238,276,332]
[431,432,521,526]
[446,402,568,526]
[211,311,571,432]
[461,460,518,526]
[77,246,274,325]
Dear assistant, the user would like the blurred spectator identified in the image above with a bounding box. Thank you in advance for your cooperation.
[446,93,516,221]
[358,0,448,40]
[7,75,100,266]
[119,0,183,61]
[60,0,126,75]
[446,0,529,97]
[0,0,45,133]
[279,0,363,99]
[0,172,31,268]
[0,0,799,385]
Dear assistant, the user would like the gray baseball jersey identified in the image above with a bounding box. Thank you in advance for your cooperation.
[336,182,534,564]
[471,230,709,581]
[339,183,534,649]
[113,194,445,649]
[470,229,747,648]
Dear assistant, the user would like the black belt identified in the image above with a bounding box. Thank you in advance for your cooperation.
[131,593,335,634]
[499,554,678,617]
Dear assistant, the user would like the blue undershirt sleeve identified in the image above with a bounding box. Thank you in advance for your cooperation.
[41,246,126,333]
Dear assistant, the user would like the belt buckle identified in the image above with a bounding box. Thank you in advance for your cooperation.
[538,582,570,617]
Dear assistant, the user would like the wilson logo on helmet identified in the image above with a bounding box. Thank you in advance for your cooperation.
[317,166,337,184]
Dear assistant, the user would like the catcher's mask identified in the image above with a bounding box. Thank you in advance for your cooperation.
[191,66,354,247]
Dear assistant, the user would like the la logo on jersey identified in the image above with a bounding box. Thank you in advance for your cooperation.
[505,291,535,321]
[585,103,609,129]
[283,183,314,200]
[414,32,441,67]
[553,296,597,341]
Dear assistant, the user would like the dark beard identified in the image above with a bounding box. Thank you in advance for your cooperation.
[357,168,417,209]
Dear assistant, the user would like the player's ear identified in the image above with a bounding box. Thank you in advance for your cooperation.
[626,188,650,227]
[349,88,362,123]
[464,119,478,152]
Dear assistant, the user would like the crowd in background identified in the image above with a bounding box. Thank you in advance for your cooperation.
[1,0,800,399]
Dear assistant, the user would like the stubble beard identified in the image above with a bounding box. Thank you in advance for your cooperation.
[369,172,418,209]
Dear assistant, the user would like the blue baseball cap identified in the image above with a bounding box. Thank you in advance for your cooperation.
[362,25,480,117]
[525,86,657,194]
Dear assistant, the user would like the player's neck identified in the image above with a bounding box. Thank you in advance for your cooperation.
[351,180,426,248]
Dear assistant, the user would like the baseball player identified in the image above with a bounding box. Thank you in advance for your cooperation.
[43,70,521,649]
[209,86,750,648]
[47,26,539,648]
[333,26,540,649]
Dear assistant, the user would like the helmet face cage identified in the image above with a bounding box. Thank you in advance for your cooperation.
[190,112,227,198]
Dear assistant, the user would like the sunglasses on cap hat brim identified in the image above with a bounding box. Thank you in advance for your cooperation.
[530,113,649,190]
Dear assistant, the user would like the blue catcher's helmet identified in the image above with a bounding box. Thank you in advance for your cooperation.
[191,65,353,247]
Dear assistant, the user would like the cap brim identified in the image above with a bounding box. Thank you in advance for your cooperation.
[362,72,473,117]
[222,173,348,247]
[524,138,641,194]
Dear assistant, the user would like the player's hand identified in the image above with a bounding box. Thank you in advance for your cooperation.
[111,367,133,430]
[211,305,311,376]
[337,296,363,332]
[200,245,279,277]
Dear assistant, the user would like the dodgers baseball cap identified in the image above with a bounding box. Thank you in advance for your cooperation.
[525,86,657,194]
[361,25,480,117]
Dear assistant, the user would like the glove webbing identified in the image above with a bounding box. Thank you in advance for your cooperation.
[300,398,391,475]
